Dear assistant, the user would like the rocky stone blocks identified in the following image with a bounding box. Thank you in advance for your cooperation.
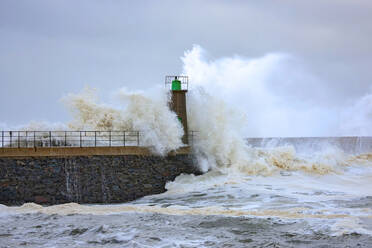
[0,155,200,205]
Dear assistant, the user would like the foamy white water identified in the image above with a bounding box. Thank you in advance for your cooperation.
[1,146,371,247]
[1,46,371,247]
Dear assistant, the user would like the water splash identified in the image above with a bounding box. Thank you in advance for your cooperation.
[62,87,184,155]
[182,45,372,174]
[2,45,371,174]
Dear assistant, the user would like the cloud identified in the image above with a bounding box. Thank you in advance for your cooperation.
[0,0,371,128]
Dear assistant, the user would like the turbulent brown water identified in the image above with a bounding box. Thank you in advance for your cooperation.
[1,46,372,247]
[1,211,372,247]
[1,139,371,247]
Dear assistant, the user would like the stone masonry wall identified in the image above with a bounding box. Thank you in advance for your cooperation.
[0,154,200,206]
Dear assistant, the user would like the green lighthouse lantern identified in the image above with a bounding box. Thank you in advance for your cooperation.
[171,76,182,91]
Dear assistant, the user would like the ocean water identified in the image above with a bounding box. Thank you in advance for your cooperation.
[1,45,372,246]
[1,139,371,247]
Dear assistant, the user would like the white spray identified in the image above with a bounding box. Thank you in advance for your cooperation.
[62,87,184,155]
[3,45,370,174]
[182,45,371,174]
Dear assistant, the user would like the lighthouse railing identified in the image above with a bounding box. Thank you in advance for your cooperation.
[165,75,188,90]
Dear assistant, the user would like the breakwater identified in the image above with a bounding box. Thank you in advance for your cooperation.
[0,147,200,206]
[1,137,371,206]
[246,136,372,154]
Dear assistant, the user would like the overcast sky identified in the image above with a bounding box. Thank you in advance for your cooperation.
[0,0,371,125]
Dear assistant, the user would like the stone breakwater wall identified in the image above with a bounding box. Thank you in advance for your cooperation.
[0,154,200,206]
[246,136,372,154]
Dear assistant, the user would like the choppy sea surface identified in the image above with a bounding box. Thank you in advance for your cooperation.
[1,139,372,247]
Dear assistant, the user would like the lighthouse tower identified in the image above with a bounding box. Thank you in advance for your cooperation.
[165,76,188,144]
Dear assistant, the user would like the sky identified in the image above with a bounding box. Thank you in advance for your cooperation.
[0,0,371,127]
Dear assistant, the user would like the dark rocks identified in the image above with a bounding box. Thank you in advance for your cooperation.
[0,154,201,205]
[112,185,120,191]
[34,196,49,204]
[143,184,152,189]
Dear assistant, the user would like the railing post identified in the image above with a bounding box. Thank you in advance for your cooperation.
[137,131,139,146]
[25,131,28,148]
[80,131,82,147]
[18,131,20,148]
[109,131,111,147]
[65,131,67,147]
[34,131,36,148]
[10,131,12,148]
[1,131,3,148]
[123,131,125,147]
[49,131,52,147]
[95,131,97,147]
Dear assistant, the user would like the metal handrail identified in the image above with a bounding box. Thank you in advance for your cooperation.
[0,131,140,148]
[0,130,198,148]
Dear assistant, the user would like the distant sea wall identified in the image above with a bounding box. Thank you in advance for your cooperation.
[246,136,372,154]
[0,147,200,206]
